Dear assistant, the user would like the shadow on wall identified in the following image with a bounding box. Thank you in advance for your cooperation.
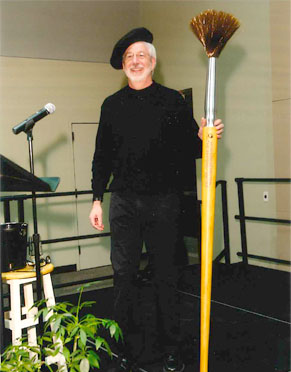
[34,134,68,176]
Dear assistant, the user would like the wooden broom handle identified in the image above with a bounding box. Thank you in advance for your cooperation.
[200,126,217,372]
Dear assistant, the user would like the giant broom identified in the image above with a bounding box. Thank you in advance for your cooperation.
[190,10,240,372]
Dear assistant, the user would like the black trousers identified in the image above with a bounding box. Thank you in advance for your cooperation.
[109,191,183,357]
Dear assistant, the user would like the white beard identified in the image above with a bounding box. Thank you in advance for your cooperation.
[124,63,153,83]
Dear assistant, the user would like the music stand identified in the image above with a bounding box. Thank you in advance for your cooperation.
[0,154,59,355]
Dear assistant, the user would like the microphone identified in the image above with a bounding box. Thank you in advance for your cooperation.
[12,103,56,135]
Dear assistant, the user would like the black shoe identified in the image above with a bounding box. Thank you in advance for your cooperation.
[163,353,185,372]
[115,356,138,372]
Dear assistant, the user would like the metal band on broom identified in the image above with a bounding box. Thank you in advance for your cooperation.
[190,9,240,372]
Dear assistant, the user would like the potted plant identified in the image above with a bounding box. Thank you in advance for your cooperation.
[1,286,122,372]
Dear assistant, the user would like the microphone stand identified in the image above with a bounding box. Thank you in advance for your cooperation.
[0,124,43,360]
[26,128,43,334]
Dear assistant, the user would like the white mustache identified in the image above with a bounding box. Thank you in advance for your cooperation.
[130,64,143,70]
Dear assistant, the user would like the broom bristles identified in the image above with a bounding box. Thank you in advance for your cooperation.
[190,9,240,58]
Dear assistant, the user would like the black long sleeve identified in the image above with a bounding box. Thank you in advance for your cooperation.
[91,81,202,199]
[91,104,113,199]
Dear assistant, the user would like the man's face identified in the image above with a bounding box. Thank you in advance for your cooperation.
[122,42,156,84]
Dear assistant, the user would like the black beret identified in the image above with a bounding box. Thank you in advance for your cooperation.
[110,27,153,69]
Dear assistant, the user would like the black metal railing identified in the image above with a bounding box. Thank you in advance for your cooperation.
[214,180,230,264]
[0,182,230,265]
[235,178,291,265]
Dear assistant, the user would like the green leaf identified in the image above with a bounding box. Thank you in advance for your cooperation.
[80,357,90,371]
[84,328,95,339]
[70,325,79,337]
[109,324,116,338]
[51,316,62,332]
[79,301,96,310]
[71,306,78,314]
[62,346,70,361]
[70,350,83,360]
[78,281,99,290]
[101,338,112,358]
[57,365,67,372]
[95,337,103,350]
[80,329,87,347]
[42,335,53,342]
[38,307,49,322]
[78,337,84,350]
[87,350,100,368]
[43,347,56,356]
[62,312,74,318]
[64,337,72,344]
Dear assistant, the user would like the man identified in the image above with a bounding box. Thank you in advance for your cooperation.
[90,27,224,372]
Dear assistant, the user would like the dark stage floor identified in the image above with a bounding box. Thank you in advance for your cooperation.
[57,263,290,372]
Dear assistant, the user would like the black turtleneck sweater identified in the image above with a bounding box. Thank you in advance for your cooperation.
[91,81,202,199]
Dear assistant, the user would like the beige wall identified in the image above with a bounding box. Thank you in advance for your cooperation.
[0,0,290,271]
[0,1,140,63]
[140,0,290,270]
[0,57,125,267]
[270,0,291,262]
